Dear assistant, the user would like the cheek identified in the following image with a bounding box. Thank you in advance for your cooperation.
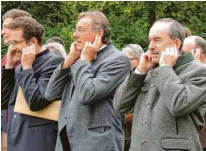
[82,33,96,43]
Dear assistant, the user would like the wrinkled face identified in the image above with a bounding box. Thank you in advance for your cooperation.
[182,38,196,53]
[124,51,139,70]
[1,18,14,45]
[8,28,29,53]
[148,22,178,64]
[73,16,97,51]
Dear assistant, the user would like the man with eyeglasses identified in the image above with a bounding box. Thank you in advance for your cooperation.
[1,16,63,151]
[45,11,130,151]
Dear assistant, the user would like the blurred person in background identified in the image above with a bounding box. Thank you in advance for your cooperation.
[1,9,32,151]
[182,35,206,151]
[121,44,144,151]
[44,36,67,58]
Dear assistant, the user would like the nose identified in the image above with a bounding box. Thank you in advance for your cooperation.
[148,40,155,51]
[1,28,6,36]
[73,31,79,39]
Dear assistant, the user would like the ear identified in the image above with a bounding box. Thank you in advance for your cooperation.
[174,39,181,50]
[97,29,104,38]
[29,37,38,47]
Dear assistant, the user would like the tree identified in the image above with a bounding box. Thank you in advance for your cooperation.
[1,1,206,57]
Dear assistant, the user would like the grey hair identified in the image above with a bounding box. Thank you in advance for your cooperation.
[154,18,185,50]
[122,44,144,60]
[44,42,67,59]
[78,11,111,44]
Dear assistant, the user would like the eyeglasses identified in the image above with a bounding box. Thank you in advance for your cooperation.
[73,28,99,34]
[73,28,86,34]
[8,39,27,46]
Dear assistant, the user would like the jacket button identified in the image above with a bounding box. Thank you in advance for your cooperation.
[141,139,147,145]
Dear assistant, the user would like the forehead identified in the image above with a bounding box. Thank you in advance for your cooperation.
[184,37,195,45]
[9,28,24,40]
[76,16,93,28]
[3,18,14,26]
[149,22,170,39]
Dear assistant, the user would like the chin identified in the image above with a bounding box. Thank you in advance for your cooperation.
[3,40,10,46]
[75,43,84,51]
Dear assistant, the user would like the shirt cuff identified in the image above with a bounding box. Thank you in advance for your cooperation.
[159,64,171,67]
[134,68,147,74]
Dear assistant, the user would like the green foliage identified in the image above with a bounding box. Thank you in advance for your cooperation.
[1,1,206,57]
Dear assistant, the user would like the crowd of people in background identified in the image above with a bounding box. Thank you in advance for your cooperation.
[1,9,206,151]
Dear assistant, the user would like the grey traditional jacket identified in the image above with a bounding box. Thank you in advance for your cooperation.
[45,44,131,151]
[114,53,206,151]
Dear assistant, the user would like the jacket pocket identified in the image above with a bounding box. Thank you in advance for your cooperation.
[88,125,111,134]
[161,137,191,150]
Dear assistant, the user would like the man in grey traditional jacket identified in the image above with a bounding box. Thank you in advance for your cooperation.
[114,18,206,151]
[45,11,130,151]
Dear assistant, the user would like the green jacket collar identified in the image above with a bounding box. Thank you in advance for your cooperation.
[173,53,194,70]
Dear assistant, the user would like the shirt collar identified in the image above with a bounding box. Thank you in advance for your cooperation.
[98,44,107,52]
[173,52,194,70]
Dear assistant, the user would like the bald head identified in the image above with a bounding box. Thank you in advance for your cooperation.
[182,36,206,55]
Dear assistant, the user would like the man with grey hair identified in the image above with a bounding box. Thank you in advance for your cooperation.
[183,35,206,64]
[114,18,206,151]
[45,11,130,151]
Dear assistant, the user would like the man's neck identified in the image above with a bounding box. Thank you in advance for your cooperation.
[35,45,44,54]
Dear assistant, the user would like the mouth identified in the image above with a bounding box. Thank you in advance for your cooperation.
[3,36,9,40]
[149,53,159,57]
[75,41,82,44]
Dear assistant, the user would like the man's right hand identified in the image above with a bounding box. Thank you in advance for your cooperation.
[137,52,156,73]
[62,42,81,69]
[5,45,22,69]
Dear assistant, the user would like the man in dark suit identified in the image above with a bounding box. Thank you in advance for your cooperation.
[45,11,131,151]
[1,16,63,151]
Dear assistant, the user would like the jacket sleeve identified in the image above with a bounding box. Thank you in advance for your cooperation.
[17,57,63,111]
[70,55,131,105]
[45,64,71,101]
[154,65,206,116]
[113,72,146,114]
[1,68,15,109]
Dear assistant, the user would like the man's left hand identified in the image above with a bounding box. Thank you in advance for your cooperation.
[21,44,36,70]
[159,47,178,67]
[80,35,102,62]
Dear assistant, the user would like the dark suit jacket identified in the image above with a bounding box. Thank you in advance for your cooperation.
[1,49,63,151]
[45,44,131,151]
